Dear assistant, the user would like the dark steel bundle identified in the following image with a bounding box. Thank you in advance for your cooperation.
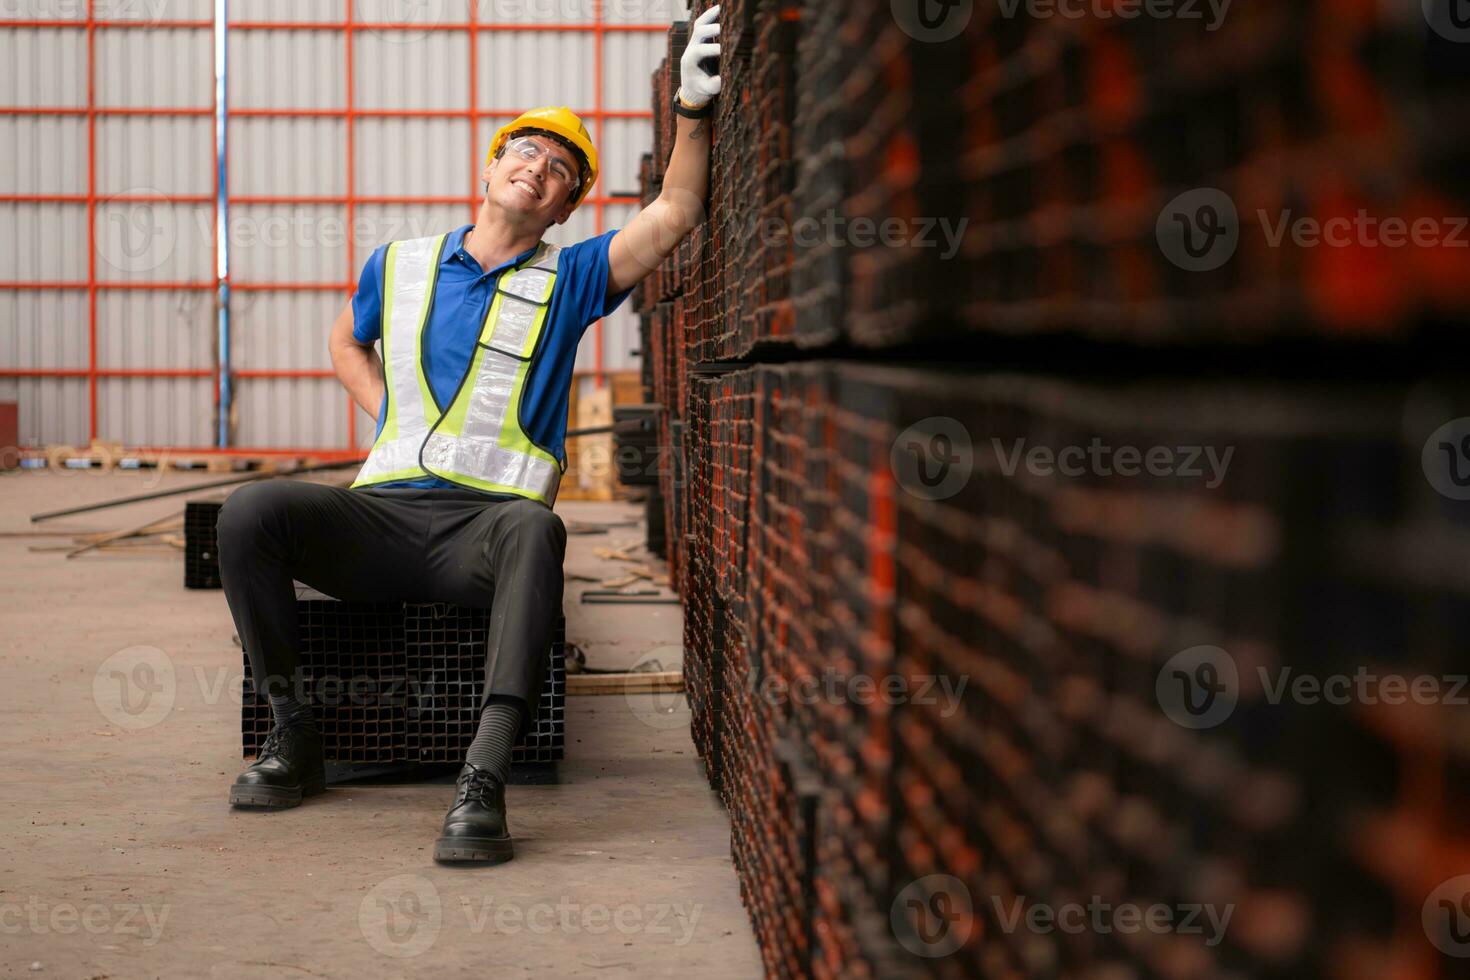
[634,4,1470,976]
[682,560,724,790]
[612,405,660,488]
[748,0,802,352]
[944,4,1470,347]
[787,0,849,350]
[710,17,757,359]
[682,376,717,787]
[665,359,1470,977]
[184,498,224,589]
[710,369,757,622]
[242,590,566,767]
[648,298,689,576]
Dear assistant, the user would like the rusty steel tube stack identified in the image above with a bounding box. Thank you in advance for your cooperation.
[637,2,1470,977]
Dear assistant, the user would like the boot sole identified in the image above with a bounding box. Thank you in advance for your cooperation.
[434,836,514,865]
[230,775,326,810]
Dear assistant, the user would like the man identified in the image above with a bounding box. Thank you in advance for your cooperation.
[216,6,723,866]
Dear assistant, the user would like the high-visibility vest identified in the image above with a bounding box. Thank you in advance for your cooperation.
[351,233,564,504]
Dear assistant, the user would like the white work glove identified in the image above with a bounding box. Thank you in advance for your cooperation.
[677,5,722,109]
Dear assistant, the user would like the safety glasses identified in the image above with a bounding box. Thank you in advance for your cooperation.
[504,136,581,194]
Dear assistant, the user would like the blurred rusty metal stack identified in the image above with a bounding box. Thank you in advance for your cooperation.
[637,0,1470,976]
[787,0,847,350]
[907,2,1470,346]
[672,0,805,363]
[711,369,758,625]
[869,370,1434,979]
[683,377,720,782]
[751,3,802,350]
[649,300,683,583]
[709,0,756,360]
[705,363,1470,979]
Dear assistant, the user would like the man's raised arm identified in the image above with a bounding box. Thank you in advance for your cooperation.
[607,5,721,299]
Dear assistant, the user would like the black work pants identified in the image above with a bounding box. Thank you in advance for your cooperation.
[215,481,567,735]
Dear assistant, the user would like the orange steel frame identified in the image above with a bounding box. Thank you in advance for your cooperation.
[0,2,661,458]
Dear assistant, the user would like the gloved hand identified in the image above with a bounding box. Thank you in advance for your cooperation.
[677,5,722,109]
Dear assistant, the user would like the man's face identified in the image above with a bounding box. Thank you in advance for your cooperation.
[482,134,580,226]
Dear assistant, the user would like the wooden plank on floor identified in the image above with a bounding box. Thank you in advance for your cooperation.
[567,671,684,696]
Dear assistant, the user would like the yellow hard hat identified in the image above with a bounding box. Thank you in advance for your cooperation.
[487,106,599,210]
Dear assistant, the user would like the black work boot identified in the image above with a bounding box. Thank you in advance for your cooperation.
[434,763,513,865]
[229,721,326,809]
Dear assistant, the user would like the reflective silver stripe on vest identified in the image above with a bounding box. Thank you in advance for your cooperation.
[354,234,445,484]
[421,241,564,502]
[484,249,557,357]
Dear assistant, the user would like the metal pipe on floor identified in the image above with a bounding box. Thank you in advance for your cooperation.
[29,458,363,523]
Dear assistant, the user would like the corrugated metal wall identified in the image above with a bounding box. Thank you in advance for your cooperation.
[0,0,684,452]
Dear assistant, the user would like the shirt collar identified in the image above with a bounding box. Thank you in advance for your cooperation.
[447,224,539,277]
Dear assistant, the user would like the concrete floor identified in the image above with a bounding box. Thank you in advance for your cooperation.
[0,469,760,979]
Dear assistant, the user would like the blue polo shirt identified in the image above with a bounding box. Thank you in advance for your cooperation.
[350,224,633,492]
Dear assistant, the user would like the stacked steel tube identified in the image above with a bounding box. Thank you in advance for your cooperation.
[639,1,1470,977]
[184,499,225,590]
[240,593,567,768]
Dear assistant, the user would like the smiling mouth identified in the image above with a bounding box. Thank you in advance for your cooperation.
[511,179,541,201]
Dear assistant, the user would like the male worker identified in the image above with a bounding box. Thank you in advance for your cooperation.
[215,6,722,865]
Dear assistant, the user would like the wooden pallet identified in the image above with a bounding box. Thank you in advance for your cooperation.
[22,443,324,474]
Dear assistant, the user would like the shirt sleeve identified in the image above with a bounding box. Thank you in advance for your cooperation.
[350,244,389,344]
[561,229,636,332]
